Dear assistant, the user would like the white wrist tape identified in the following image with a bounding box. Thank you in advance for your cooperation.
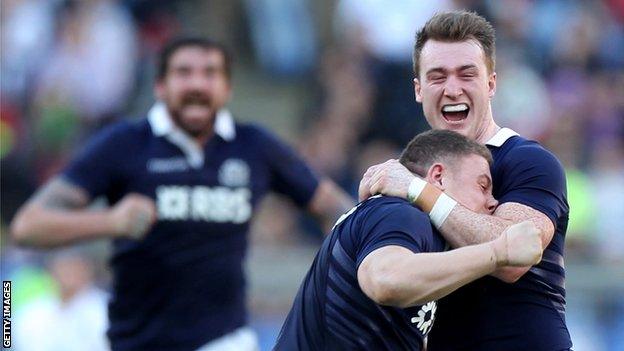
[407,177,427,204]
[429,193,457,229]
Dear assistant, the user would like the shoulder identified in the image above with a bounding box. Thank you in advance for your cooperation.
[235,122,287,145]
[90,118,150,145]
[360,196,431,231]
[499,136,565,175]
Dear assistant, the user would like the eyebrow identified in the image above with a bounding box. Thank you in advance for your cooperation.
[459,64,478,71]
[425,64,478,76]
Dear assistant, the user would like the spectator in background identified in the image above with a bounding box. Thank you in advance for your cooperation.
[244,0,317,77]
[14,250,109,351]
[335,0,453,146]
[34,0,137,129]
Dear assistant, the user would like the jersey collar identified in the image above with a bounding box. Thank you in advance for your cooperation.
[147,102,237,169]
[147,102,236,142]
[485,127,519,147]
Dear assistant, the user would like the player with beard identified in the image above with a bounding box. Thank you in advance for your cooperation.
[10,37,353,351]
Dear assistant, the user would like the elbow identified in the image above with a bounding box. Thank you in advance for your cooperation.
[10,218,32,247]
[494,267,529,284]
[498,274,522,284]
[365,274,415,308]
[9,209,39,247]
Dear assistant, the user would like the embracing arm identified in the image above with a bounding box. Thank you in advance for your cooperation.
[360,159,557,283]
[10,177,156,248]
[357,221,542,308]
[440,202,554,283]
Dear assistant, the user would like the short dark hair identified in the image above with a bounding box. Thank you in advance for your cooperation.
[399,130,492,176]
[157,37,232,80]
[413,10,496,77]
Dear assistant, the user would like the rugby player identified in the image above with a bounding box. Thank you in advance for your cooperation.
[359,11,571,350]
[274,130,543,350]
[10,37,353,351]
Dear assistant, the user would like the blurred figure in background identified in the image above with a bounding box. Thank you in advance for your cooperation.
[335,0,453,146]
[14,250,109,351]
[9,37,353,351]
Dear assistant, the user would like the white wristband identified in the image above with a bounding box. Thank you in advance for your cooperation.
[429,193,457,229]
[407,177,427,204]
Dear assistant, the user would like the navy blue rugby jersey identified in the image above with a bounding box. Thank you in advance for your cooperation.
[428,128,571,351]
[274,196,446,351]
[62,104,319,351]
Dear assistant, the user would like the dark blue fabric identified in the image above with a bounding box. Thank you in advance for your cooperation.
[63,118,319,351]
[428,135,571,351]
[274,196,446,351]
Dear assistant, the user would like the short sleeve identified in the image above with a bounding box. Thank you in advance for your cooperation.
[355,201,432,268]
[62,123,130,198]
[253,125,320,207]
[497,143,568,226]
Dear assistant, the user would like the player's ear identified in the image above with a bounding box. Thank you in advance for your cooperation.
[414,78,423,103]
[488,71,496,99]
[425,163,446,190]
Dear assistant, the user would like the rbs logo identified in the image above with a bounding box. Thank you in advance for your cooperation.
[156,185,252,223]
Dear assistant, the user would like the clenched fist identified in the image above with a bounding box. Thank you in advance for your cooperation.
[492,221,543,267]
[108,194,157,239]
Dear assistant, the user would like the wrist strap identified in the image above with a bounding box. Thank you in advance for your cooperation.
[408,177,457,228]
[429,193,457,228]
[407,177,427,204]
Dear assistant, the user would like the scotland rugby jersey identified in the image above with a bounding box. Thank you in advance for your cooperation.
[62,103,319,351]
[428,128,571,351]
[274,196,446,351]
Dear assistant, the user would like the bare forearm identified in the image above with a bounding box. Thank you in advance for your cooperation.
[11,205,115,248]
[9,177,116,248]
[395,243,498,306]
[362,244,498,308]
[439,204,512,248]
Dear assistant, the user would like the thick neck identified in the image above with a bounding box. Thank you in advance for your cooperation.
[474,106,500,144]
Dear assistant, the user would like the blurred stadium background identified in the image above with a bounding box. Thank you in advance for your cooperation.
[1,0,623,350]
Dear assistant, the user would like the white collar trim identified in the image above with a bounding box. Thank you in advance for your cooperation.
[485,127,519,147]
[147,102,236,141]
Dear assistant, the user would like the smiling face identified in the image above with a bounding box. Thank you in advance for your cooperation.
[155,46,231,139]
[414,39,497,143]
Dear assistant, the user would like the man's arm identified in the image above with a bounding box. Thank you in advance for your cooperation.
[307,179,355,232]
[440,202,554,249]
[357,221,543,308]
[10,177,157,248]
[360,159,555,282]
[441,202,554,283]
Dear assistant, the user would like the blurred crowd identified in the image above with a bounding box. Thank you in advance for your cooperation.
[1,0,623,350]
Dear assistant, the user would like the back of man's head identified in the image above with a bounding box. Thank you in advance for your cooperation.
[399,130,492,176]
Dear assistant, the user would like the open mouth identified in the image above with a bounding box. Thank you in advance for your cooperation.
[441,103,469,123]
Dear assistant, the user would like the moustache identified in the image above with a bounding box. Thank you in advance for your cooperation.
[181,93,212,106]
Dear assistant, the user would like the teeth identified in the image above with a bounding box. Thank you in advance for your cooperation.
[442,104,469,112]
